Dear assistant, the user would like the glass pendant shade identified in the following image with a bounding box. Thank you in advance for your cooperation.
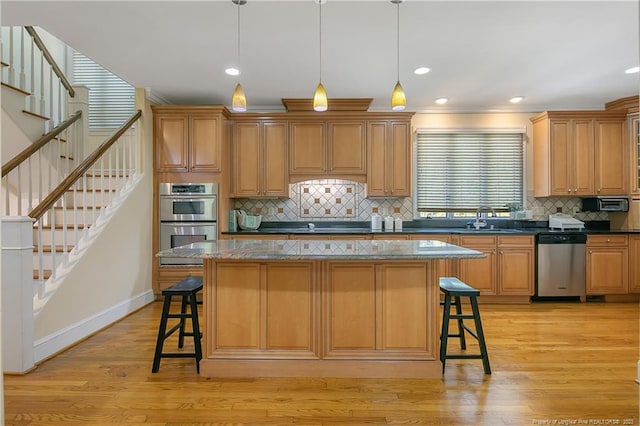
[232,83,247,112]
[313,82,328,112]
[391,81,406,111]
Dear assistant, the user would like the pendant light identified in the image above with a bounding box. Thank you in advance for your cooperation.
[391,0,406,111]
[231,0,247,112]
[313,0,328,112]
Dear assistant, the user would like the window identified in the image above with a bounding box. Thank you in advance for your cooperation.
[72,51,135,129]
[415,131,524,218]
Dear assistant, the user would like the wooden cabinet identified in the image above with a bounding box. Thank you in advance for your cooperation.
[594,119,627,195]
[586,234,629,295]
[531,111,627,197]
[455,235,534,297]
[153,107,226,173]
[231,120,288,197]
[367,120,411,197]
[497,236,534,295]
[372,234,409,240]
[456,235,497,295]
[289,120,366,177]
[630,114,639,194]
[324,261,436,360]
[629,235,640,294]
[209,261,318,356]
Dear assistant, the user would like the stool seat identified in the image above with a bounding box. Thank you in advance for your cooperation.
[439,277,491,375]
[152,276,203,373]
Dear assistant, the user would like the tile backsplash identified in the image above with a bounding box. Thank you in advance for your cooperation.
[233,179,609,223]
[234,179,413,221]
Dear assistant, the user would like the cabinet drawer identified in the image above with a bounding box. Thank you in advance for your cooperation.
[458,235,496,246]
[497,235,534,247]
[587,234,628,246]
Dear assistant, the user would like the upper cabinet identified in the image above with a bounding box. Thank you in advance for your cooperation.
[289,120,366,178]
[231,120,288,198]
[630,114,639,194]
[367,120,411,197]
[531,111,627,197]
[153,106,228,173]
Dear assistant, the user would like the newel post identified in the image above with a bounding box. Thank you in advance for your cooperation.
[1,217,35,373]
[68,85,89,163]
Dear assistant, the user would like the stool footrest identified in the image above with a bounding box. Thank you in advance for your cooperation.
[445,354,484,360]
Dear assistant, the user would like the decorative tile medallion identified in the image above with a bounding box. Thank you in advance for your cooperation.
[298,182,357,218]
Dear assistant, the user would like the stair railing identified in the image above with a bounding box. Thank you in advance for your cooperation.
[2,110,82,217]
[1,26,74,129]
[28,110,142,283]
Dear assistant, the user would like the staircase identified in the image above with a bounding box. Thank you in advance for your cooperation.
[2,26,151,373]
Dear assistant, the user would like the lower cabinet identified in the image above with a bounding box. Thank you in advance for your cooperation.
[586,234,629,294]
[455,235,534,297]
[630,235,640,294]
[324,261,437,360]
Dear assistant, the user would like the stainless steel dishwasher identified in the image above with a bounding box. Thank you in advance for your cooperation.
[535,232,587,301]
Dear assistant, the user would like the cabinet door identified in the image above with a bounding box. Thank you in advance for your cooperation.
[631,115,640,194]
[595,119,627,195]
[586,247,629,294]
[327,121,366,174]
[549,119,572,195]
[190,115,221,172]
[232,122,261,197]
[456,236,497,295]
[289,122,325,174]
[629,236,640,294]
[366,121,388,196]
[155,114,188,172]
[263,122,289,197]
[571,119,595,196]
[389,121,411,196]
[498,247,534,295]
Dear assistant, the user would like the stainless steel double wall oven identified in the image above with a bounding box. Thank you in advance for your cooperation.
[159,183,217,265]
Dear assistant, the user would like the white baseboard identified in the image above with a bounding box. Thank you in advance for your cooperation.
[34,290,155,363]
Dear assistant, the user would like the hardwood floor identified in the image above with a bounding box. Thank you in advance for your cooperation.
[4,301,639,425]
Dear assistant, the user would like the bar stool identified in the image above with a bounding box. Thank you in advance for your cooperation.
[439,277,491,375]
[152,276,203,373]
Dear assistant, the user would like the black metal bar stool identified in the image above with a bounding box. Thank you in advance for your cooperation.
[152,276,203,373]
[439,277,491,375]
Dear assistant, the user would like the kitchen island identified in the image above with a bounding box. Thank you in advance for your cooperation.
[157,239,483,378]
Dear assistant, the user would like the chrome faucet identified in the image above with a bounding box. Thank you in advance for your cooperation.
[473,205,496,229]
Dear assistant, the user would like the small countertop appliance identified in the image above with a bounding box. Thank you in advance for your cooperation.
[548,213,585,232]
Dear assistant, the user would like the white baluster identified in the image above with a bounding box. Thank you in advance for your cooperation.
[17,165,22,216]
[50,206,57,280]
[3,176,9,216]
[19,27,26,90]
[30,38,35,111]
[39,51,45,117]
[9,27,15,86]
[27,156,33,213]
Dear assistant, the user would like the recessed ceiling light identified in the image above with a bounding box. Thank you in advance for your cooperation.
[434,97,448,105]
[225,67,240,76]
[625,66,640,74]
[509,96,524,103]
[413,67,431,75]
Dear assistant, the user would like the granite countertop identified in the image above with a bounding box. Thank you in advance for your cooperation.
[223,221,640,236]
[157,239,485,261]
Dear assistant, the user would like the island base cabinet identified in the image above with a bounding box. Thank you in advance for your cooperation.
[205,261,319,358]
[323,262,437,360]
[200,259,442,378]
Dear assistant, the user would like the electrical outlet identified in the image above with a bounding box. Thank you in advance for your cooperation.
[572,206,580,215]
[268,207,276,216]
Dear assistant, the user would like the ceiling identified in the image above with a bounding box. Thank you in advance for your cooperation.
[2,1,639,113]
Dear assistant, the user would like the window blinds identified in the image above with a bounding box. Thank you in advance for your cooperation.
[72,51,135,129]
[416,132,524,211]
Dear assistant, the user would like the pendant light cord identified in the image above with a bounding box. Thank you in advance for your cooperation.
[237,3,241,73]
[396,1,400,82]
[319,1,323,84]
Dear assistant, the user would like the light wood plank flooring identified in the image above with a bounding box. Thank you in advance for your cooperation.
[4,301,639,425]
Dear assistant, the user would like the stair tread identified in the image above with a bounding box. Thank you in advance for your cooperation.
[34,224,87,230]
[22,109,51,121]
[53,205,102,210]
[33,245,74,253]
[1,81,31,96]
[33,269,52,280]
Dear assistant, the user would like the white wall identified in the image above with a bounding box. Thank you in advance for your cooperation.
[32,89,154,359]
